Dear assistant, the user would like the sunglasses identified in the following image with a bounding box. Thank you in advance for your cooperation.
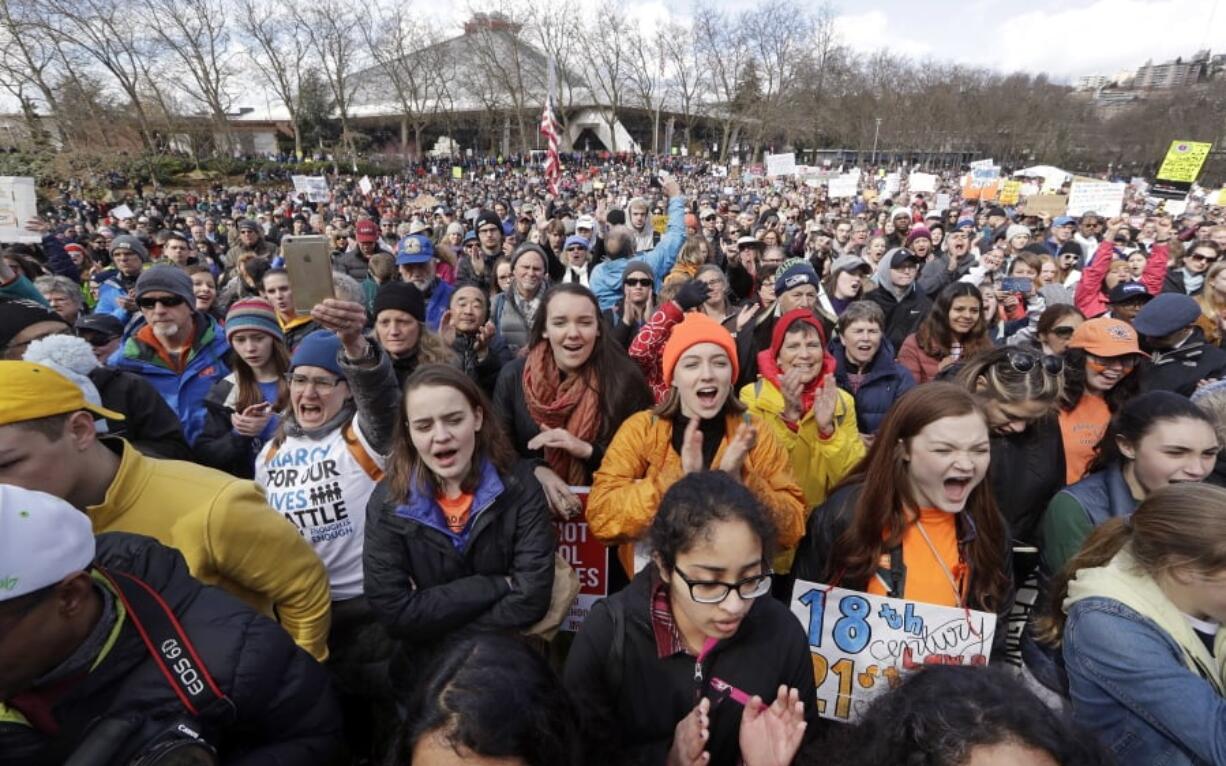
[565,246,587,252]
[137,295,187,310]
[1051,326,1078,339]
[1005,349,1064,375]
[77,330,118,347]
[624,278,653,287]
[1088,354,1138,371]
[1189,253,1218,263]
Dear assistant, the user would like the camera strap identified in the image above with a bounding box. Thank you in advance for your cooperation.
[98,568,234,721]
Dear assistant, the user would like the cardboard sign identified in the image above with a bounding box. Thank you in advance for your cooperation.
[907,172,937,193]
[555,488,609,633]
[0,177,39,243]
[1020,194,1068,218]
[790,580,996,722]
[1067,181,1126,218]
[765,152,797,178]
[1157,140,1213,184]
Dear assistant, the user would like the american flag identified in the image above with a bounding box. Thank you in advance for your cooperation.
[540,60,561,195]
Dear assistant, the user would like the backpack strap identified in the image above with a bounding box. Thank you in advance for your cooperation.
[343,422,384,482]
[97,568,235,722]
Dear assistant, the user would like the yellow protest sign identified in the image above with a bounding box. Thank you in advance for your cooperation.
[1156,141,1213,184]
[998,181,1022,205]
[451,166,463,180]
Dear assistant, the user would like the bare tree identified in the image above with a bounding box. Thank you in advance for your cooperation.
[522,0,583,134]
[740,0,814,158]
[660,21,702,153]
[141,0,235,153]
[464,7,534,153]
[239,0,309,158]
[692,3,751,161]
[625,23,665,154]
[0,0,65,145]
[291,0,363,163]
[580,0,631,152]
[358,1,442,158]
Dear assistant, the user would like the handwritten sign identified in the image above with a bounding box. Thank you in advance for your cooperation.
[907,172,937,193]
[790,580,995,721]
[970,166,1001,187]
[358,175,373,195]
[451,166,463,180]
[969,158,995,170]
[0,177,39,243]
[1067,181,1126,218]
[883,173,901,196]
[1157,140,1213,184]
[998,181,1022,206]
[1020,194,1068,218]
[555,488,609,633]
[291,175,330,203]
[827,175,858,199]
[765,152,797,178]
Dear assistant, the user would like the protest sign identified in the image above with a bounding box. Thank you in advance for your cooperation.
[765,152,797,177]
[907,172,937,193]
[934,193,951,212]
[554,488,609,633]
[712,165,728,178]
[1157,140,1213,184]
[883,173,901,196]
[358,176,372,195]
[970,166,1001,186]
[451,166,463,179]
[0,177,39,243]
[1067,181,1126,218]
[1020,194,1068,218]
[110,203,135,221]
[291,175,330,203]
[998,181,1022,206]
[790,580,996,722]
[827,175,858,199]
[969,159,995,170]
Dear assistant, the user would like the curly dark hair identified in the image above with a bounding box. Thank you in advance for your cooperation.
[808,666,1112,766]
[1059,347,1142,412]
[648,471,778,571]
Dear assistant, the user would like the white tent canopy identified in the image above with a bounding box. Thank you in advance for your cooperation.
[1013,165,1071,189]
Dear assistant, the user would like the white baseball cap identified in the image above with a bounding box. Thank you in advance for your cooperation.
[0,484,95,602]
[575,215,596,231]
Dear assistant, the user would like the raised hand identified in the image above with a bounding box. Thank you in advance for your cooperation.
[739,685,807,766]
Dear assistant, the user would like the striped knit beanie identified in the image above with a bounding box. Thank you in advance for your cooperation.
[225,298,284,344]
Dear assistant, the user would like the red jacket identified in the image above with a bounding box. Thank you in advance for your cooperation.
[1075,240,1168,318]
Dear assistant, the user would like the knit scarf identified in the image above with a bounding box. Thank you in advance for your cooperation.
[1182,268,1205,295]
[522,342,601,484]
[755,309,836,414]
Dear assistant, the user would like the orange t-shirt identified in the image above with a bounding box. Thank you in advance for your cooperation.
[1059,393,1111,485]
[867,508,964,608]
[437,492,475,534]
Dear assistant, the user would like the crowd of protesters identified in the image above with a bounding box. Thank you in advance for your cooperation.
[2,153,1226,765]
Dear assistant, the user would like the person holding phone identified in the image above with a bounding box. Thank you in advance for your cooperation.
[197,298,291,478]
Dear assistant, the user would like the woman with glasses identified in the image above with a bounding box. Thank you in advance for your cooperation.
[1058,318,1145,486]
[1165,241,1220,297]
[791,384,1012,639]
[694,263,738,329]
[198,298,291,478]
[566,471,814,766]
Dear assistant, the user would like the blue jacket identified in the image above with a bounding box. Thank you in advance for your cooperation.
[590,196,686,311]
[830,337,915,434]
[95,272,141,323]
[424,278,453,332]
[108,313,230,445]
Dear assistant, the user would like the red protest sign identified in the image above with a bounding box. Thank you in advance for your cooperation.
[554,487,610,632]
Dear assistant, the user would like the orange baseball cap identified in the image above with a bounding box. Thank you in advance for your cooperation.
[0,361,124,426]
[1067,318,1145,358]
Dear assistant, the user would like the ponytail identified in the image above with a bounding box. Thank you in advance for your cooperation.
[1034,517,1133,646]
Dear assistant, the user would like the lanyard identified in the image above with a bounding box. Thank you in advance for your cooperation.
[914,519,964,609]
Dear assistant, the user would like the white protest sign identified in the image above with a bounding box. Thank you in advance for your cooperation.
[109,203,134,221]
[970,166,1001,187]
[827,175,859,199]
[790,580,996,722]
[358,175,373,195]
[934,193,952,212]
[713,165,728,178]
[292,175,331,203]
[1067,181,1126,218]
[0,177,39,243]
[907,172,937,193]
[884,173,901,195]
[765,152,797,178]
[969,158,995,170]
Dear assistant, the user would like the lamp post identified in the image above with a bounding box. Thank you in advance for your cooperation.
[871,117,882,165]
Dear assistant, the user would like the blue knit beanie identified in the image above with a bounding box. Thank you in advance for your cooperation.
[289,330,345,379]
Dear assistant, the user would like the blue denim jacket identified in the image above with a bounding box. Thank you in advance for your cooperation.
[1064,596,1226,766]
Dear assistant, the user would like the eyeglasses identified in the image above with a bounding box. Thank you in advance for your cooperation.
[1050,326,1077,339]
[1088,354,1138,371]
[136,295,187,310]
[624,278,653,287]
[464,242,480,249]
[285,373,342,392]
[1005,349,1063,375]
[673,565,773,604]
[565,246,587,252]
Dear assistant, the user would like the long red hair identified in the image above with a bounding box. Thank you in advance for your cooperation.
[830,383,1011,613]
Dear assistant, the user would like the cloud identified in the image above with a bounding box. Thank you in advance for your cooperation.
[833,9,933,59]
[982,0,1226,80]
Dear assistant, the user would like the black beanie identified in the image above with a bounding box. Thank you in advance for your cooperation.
[374,282,425,323]
[476,210,502,234]
[0,297,69,349]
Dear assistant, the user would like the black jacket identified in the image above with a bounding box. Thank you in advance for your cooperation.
[562,568,818,766]
[0,533,344,766]
[1161,268,1203,297]
[865,285,932,352]
[1139,328,1226,397]
[493,356,653,482]
[363,459,556,696]
[989,414,1066,549]
[90,367,194,462]
[196,377,263,478]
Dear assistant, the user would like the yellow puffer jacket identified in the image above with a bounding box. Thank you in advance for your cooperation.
[588,410,807,577]
[738,378,866,508]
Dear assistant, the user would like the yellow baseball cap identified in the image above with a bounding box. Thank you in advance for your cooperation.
[0,361,124,426]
